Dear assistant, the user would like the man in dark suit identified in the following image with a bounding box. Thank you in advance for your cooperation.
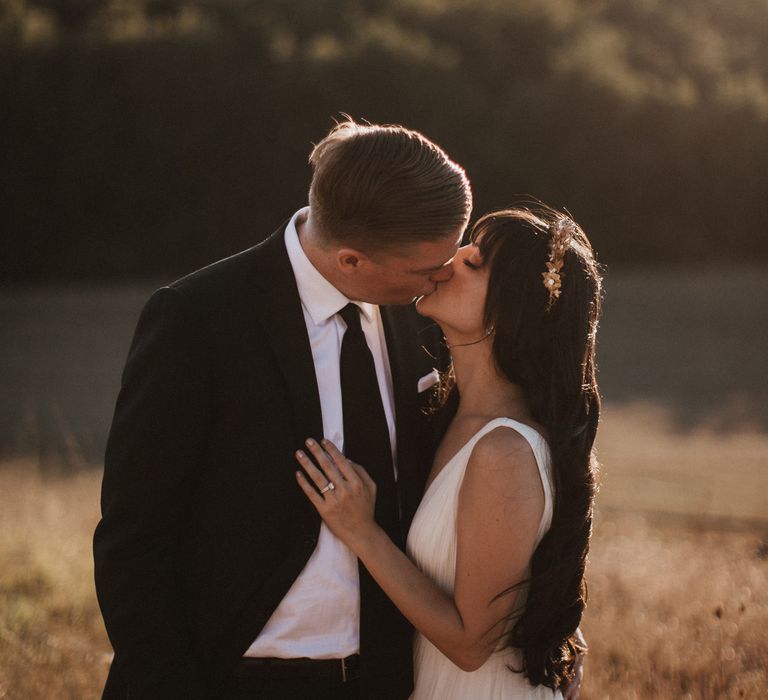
[93,119,471,699]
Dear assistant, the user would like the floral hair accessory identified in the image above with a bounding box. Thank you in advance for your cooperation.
[542,217,574,309]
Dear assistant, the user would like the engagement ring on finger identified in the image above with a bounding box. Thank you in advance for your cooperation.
[320,481,335,494]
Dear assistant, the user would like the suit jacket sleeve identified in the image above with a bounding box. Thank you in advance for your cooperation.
[93,286,210,699]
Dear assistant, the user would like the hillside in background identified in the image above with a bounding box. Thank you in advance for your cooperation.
[2,0,768,280]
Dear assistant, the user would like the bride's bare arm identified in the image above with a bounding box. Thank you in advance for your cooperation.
[295,431,545,671]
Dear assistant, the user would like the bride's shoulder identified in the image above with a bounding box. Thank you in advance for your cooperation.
[462,425,543,498]
[457,425,546,534]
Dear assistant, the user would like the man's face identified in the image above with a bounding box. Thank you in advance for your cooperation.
[347,226,464,305]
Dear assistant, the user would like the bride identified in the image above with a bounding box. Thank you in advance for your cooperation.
[295,206,602,699]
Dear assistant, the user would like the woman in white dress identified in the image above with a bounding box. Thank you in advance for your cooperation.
[295,207,602,699]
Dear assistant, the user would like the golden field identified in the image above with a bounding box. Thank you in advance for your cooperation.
[1,403,766,699]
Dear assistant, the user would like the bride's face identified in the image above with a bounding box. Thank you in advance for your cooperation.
[415,242,490,340]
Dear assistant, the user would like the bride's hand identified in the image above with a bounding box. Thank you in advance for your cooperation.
[295,438,379,551]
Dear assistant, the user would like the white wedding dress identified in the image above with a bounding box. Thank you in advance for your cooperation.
[406,418,563,700]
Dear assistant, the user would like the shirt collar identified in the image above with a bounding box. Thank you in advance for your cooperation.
[284,207,375,326]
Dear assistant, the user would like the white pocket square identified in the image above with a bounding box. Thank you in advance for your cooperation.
[417,369,440,393]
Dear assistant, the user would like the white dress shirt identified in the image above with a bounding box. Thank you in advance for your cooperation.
[245,207,398,659]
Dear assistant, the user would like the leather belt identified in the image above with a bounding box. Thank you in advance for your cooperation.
[234,654,360,683]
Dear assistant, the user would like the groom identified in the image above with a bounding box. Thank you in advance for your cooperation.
[93,119,471,699]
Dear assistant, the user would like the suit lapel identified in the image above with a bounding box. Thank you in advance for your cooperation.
[248,226,324,451]
[380,305,437,529]
[381,304,443,448]
[380,305,420,465]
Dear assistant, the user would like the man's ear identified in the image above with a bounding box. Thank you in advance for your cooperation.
[336,248,370,274]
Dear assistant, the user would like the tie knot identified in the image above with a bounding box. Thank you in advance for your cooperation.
[339,303,362,332]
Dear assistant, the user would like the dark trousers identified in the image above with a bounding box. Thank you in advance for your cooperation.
[226,675,361,699]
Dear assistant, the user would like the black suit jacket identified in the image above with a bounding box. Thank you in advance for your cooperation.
[93,224,452,699]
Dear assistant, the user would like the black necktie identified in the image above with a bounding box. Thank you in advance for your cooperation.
[338,303,411,696]
[338,303,399,539]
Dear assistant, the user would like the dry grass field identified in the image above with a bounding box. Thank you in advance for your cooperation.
[582,513,767,700]
[582,405,768,698]
[1,404,766,700]
[0,465,108,699]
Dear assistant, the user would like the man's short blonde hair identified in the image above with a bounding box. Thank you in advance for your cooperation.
[308,118,472,251]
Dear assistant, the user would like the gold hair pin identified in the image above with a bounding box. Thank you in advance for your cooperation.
[542,218,574,308]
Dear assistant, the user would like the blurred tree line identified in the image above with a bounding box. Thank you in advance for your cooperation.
[2,0,767,281]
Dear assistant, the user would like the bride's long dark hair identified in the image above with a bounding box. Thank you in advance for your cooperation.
[470,206,602,689]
